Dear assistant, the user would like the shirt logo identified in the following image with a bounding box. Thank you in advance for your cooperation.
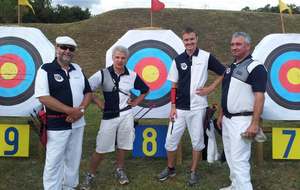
[54,74,64,82]
[181,63,188,70]
[226,67,231,74]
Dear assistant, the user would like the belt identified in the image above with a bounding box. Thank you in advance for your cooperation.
[224,111,253,119]
[120,105,132,112]
[47,114,67,118]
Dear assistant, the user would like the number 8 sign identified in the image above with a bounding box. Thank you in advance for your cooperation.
[133,125,168,158]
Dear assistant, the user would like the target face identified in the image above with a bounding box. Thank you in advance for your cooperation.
[127,40,178,108]
[0,37,42,105]
[265,44,300,110]
[106,30,184,118]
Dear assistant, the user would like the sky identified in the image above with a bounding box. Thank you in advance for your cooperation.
[51,0,300,15]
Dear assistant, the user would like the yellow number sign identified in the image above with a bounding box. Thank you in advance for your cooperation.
[142,127,158,156]
[273,128,300,159]
[0,124,29,157]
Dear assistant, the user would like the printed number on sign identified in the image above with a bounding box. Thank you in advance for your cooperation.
[0,124,29,157]
[142,128,157,156]
[282,130,296,158]
[4,127,19,155]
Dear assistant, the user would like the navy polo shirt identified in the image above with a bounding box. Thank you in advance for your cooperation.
[168,48,225,110]
[221,55,267,115]
[35,58,91,130]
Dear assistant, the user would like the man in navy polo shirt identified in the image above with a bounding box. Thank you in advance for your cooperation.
[158,27,225,185]
[217,32,267,190]
[35,36,92,190]
[81,45,149,189]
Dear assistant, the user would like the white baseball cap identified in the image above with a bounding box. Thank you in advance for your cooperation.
[55,36,77,47]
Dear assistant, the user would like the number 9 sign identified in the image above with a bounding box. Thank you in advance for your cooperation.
[0,124,30,157]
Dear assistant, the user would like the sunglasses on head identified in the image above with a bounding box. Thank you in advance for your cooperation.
[59,45,76,52]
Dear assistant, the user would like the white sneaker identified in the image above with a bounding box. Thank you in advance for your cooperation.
[219,185,232,190]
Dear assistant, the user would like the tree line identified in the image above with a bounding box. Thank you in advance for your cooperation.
[0,0,91,23]
[242,4,300,14]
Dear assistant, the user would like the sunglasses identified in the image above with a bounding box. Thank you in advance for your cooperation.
[59,45,76,52]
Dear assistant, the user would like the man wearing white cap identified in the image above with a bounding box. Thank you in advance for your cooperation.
[35,36,92,190]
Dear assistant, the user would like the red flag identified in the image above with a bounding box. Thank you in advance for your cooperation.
[151,0,165,12]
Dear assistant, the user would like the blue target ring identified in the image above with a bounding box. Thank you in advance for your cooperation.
[127,48,172,100]
[0,45,36,97]
[265,43,300,110]
[270,51,300,102]
[0,37,42,106]
[127,40,178,108]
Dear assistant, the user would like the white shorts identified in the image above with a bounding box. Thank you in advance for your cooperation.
[165,109,206,151]
[96,112,135,153]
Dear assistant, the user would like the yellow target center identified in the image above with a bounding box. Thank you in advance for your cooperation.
[0,62,18,80]
[287,68,300,85]
[142,65,159,83]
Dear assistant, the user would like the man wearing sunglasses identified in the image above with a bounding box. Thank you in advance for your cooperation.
[35,36,92,190]
[81,46,149,189]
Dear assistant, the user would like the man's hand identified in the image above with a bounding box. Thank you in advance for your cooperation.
[216,114,222,129]
[65,107,83,123]
[169,105,177,121]
[127,98,138,107]
[196,86,213,96]
[244,124,259,138]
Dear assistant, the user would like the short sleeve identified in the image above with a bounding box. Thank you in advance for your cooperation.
[247,65,267,92]
[34,67,50,98]
[88,70,102,92]
[167,60,178,83]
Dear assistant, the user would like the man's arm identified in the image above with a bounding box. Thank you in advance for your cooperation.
[39,96,83,121]
[169,82,177,121]
[196,75,223,96]
[91,93,104,110]
[128,91,149,107]
[217,108,223,129]
[79,92,92,110]
[245,92,265,137]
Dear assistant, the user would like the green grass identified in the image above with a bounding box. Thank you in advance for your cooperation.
[1,105,300,189]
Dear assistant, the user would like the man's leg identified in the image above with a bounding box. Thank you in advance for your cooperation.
[116,148,126,169]
[167,150,176,168]
[89,152,104,175]
[63,127,84,189]
[229,117,253,190]
[186,109,206,185]
[221,116,235,189]
[159,110,186,181]
[187,109,206,172]
[44,130,70,190]
[191,150,201,172]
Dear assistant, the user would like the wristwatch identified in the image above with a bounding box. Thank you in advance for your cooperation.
[80,106,85,113]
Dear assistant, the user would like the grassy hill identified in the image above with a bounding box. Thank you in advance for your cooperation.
[1,9,300,190]
[17,8,300,76]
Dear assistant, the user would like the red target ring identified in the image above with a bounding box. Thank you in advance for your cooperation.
[279,60,300,93]
[134,57,167,90]
[0,54,26,88]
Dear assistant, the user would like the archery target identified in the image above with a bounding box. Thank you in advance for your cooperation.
[106,30,185,118]
[127,40,178,108]
[0,37,41,105]
[265,44,300,110]
[252,34,300,120]
[0,27,54,116]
